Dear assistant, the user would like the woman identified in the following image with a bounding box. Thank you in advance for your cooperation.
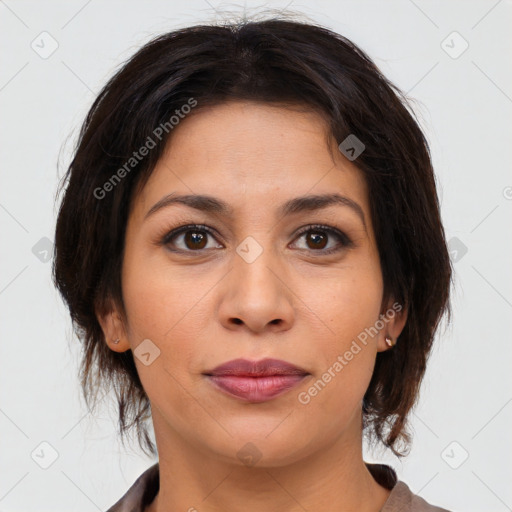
[53,15,453,512]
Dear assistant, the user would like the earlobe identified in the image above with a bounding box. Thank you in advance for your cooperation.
[384,335,396,348]
[377,299,408,352]
[95,305,130,352]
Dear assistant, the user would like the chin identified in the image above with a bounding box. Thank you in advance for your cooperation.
[205,427,316,468]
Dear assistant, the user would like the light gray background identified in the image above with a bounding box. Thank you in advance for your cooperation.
[1,1,511,511]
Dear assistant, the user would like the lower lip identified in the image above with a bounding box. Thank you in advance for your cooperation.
[206,374,307,402]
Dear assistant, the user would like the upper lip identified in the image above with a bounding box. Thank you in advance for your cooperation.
[204,358,309,377]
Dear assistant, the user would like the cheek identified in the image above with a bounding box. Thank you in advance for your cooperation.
[121,261,207,421]
[298,284,380,428]
[297,260,382,400]
[121,254,213,381]
[121,248,200,335]
[304,261,383,344]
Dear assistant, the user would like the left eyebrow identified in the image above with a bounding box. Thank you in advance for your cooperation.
[144,192,367,230]
[279,193,366,230]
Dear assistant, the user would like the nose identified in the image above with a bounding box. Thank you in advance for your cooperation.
[217,247,295,334]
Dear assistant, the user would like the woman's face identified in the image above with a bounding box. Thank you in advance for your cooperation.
[102,101,405,466]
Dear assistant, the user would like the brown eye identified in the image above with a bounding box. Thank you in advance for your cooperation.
[291,225,353,255]
[184,230,208,250]
[305,231,328,250]
[162,224,223,252]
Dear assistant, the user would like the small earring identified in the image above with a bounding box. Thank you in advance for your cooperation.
[385,336,395,348]
[113,338,120,344]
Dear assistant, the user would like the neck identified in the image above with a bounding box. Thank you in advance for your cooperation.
[146,408,391,512]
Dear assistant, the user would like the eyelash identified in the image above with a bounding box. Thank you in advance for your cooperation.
[158,223,353,255]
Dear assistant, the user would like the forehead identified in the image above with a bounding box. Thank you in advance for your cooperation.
[133,101,369,220]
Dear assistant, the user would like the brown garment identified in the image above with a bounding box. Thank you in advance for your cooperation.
[105,462,451,511]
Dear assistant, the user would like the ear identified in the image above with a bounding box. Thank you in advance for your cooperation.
[95,301,130,353]
[376,298,408,353]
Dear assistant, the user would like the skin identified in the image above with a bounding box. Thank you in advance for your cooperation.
[97,101,407,512]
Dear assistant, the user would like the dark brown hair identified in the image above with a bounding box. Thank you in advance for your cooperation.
[53,15,452,458]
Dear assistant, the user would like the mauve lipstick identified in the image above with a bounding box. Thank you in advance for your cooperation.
[203,358,309,403]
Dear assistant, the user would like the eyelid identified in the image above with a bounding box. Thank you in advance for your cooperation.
[292,223,352,244]
[159,223,221,247]
[290,224,354,253]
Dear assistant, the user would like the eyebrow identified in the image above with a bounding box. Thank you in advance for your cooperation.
[144,192,366,229]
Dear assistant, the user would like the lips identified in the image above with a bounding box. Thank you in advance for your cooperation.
[203,358,309,403]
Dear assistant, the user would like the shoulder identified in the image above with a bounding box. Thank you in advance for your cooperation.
[383,480,452,512]
[366,463,452,512]
[104,463,159,512]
